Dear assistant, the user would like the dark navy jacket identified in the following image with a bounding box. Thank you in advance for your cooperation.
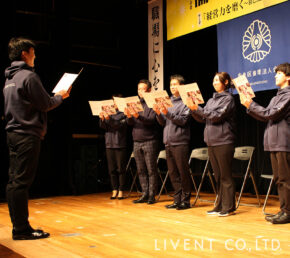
[99,111,127,149]
[247,86,290,152]
[126,98,159,142]
[191,91,236,147]
[156,96,191,146]
[3,61,63,139]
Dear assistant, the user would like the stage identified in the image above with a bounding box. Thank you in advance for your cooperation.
[0,192,289,257]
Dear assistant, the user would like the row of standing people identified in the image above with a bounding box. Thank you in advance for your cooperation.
[100,65,290,225]
[2,37,290,241]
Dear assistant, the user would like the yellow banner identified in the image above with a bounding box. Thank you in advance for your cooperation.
[167,0,287,40]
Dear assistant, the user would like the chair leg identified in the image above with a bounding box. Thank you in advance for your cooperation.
[192,160,210,206]
[158,169,169,195]
[189,169,198,194]
[126,170,139,198]
[156,171,169,201]
[250,170,261,207]
[236,169,249,209]
[263,177,274,215]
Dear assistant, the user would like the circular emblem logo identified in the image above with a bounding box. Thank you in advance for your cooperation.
[242,20,271,63]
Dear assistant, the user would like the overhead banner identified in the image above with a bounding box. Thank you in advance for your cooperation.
[148,0,164,91]
[166,0,287,40]
[217,1,290,93]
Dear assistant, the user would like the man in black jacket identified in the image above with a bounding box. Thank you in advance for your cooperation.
[124,79,160,204]
[154,75,192,210]
[3,37,69,240]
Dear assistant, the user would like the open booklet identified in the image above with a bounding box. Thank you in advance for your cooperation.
[143,90,173,108]
[177,83,204,105]
[232,75,255,102]
[113,96,143,113]
[89,100,116,116]
[52,68,83,93]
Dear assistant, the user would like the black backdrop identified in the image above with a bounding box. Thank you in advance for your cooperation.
[0,0,275,200]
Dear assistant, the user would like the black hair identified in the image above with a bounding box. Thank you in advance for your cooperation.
[138,79,152,90]
[275,63,290,76]
[170,74,185,85]
[215,72,233,90]
[8,37,36,62]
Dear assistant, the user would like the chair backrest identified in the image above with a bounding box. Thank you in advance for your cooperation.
[234,146,255,161]
[158,150,166,160]
[190,147,208,161]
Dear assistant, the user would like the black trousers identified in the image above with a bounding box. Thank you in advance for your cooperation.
[166,144,191,205]
[208,144,236,212]
[106,148,127,191]
[6,132,41,232]
[270,151,290,215]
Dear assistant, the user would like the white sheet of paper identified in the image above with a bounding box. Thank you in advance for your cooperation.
[143,90,172,108]
[89,100,116,116]
[52,73,78,93]
[113,97,126,112]
[177,83,204,105]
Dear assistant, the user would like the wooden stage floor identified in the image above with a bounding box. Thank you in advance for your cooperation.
[0,192,289,257]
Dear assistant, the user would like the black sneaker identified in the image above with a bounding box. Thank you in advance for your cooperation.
[13,228,50,240]
[206,209,220,215]
[218,211,235,217]
[265,211,283,222]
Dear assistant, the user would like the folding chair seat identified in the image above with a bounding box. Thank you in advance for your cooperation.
[233,146,261,209]
[189,147,217,206]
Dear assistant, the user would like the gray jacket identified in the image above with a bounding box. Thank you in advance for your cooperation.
[247,86,290,152]
[157,96,191,146]
[191,91,236,147]
[99,111,127,149]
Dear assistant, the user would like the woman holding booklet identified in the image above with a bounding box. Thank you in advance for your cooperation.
[187,72,237,217]
[99,95,128,200]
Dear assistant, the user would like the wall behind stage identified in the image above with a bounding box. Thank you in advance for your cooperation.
[217,1,290,92]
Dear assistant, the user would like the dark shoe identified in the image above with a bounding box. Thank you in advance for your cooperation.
[265,211,283,222]
[218,211,235,217]
[117,197,125,200]
[13,228,50,240]
[176,202,191,210]
[147,197,156,204]
[206,209,221,215]
[132,195,148,204]
[110,196,117,200]
[165,203,180,209]
[271,212,290,224]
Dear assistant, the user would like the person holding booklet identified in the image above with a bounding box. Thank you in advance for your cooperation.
[99,95,128,200]
[153,74,192,210]
[187,72,237,217]
[124,79,160,204]
[241,63,290,224]
[3,37,70,240]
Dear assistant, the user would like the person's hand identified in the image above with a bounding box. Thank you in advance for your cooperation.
[124,108,132,118]
[99,112,105,121]
[55,87,71,100]
[153,104,161,115]
[186,97,198,110]
[103,111,110,120]
[128,106,139,118]
[241,97,252,109]
[159,103,168,115]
